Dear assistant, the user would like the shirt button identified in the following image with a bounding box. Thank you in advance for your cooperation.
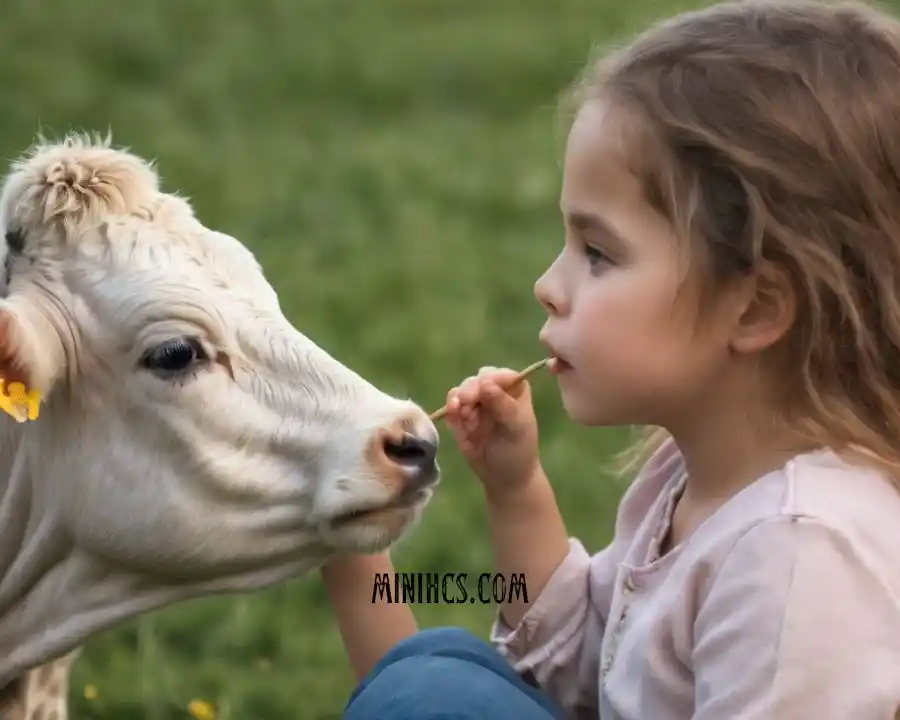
[601,654,612,674]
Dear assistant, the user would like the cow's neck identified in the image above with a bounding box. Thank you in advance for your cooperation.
[0,421,127,693]
[0,423,77,719]
[0,422,183,719]
[0,419,329,710]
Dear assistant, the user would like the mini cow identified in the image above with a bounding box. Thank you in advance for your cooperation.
[0,134,440,718]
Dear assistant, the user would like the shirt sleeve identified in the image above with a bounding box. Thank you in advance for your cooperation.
[692,515,900,719]
[489,537,618,718]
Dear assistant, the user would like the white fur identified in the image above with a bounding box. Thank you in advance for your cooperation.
[0,133,440,684]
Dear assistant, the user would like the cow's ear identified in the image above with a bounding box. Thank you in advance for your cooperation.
[0,296,65,415]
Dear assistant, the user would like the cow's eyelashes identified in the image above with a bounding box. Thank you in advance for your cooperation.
[140,337,208,376]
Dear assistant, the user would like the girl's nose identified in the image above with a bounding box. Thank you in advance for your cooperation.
[534,262,568,317]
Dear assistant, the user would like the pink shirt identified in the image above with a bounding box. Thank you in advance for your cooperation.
[490,440,900,719]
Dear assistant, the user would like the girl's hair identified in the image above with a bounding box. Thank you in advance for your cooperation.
[564,0,900,480]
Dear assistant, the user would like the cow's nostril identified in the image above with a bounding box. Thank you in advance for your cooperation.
[383,432,437,469]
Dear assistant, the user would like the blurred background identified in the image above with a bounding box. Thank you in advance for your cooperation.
[0,0,773,717]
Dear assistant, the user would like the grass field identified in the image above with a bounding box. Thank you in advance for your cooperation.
[2,0,721,717]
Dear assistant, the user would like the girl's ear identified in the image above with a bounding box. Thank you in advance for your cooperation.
[728,260,797,355]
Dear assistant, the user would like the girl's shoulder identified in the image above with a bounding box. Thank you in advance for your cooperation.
[778,449,900,572]
[662,447,900,594]
[611,442,900,561]
[698,447,900,547]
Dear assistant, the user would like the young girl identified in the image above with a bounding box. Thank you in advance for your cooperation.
[323,1,900,717]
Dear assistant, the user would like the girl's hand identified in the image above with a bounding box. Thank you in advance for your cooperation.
[444,366,541,500]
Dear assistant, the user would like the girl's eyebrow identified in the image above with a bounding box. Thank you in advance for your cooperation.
[566,210,604,231]
[564,210,626,247]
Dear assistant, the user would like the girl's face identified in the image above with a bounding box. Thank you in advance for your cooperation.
[535,99,739,428]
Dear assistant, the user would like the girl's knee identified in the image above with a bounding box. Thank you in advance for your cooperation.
[380,626,493,666]
[345,654,561,720]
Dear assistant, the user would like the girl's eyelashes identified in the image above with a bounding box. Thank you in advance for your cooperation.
[583,242,613,267]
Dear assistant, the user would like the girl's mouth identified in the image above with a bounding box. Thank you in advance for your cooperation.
[549,356,573,374]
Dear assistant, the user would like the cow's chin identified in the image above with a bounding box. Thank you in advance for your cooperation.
[324,498,431,554]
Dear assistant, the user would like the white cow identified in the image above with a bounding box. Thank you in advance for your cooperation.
[0,134,440,717]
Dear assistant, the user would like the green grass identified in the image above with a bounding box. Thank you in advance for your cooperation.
[0,1,717,718]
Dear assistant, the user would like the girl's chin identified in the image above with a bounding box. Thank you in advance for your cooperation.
[559,386,621,427]
[559,386,598,424]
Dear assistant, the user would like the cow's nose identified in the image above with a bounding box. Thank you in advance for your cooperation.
[373,414,440,493]
[383,431,438,475]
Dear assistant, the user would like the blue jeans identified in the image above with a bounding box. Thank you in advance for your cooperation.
[344,627,566,719]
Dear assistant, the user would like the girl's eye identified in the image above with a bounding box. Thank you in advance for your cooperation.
[584,245,610,266]
[141,337,207,375]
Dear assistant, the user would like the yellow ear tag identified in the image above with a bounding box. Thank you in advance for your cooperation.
[0,379,41,422]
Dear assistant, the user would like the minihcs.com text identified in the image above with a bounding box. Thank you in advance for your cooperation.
[371,572,528,605]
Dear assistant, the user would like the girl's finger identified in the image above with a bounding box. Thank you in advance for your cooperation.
[481,380,523,423]
[445,388,461,416]
[457,376,482,406]
[476,367,522,387]
[446,419,467,444]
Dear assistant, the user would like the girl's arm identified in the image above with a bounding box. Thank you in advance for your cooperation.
[485,465,604,716]
[484,464,573,628]
[321,552,418,681]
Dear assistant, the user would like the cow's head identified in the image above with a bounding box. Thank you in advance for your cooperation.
[0,137,439,667]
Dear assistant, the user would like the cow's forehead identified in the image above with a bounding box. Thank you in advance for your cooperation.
[99,214,277,298]
[64,213,284,335]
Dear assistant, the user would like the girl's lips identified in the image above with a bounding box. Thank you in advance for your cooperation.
[548,356,572,374]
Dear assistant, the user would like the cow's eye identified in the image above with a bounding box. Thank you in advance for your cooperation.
[141,337,208,375]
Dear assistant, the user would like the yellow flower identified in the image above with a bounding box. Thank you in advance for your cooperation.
[188,699,216,720]
[0,379,41,422]
[83,684,98,700]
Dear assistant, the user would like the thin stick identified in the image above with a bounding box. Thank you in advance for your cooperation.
[429,357,552,421]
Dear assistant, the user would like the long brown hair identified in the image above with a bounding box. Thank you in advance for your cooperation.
[564,0,900,480]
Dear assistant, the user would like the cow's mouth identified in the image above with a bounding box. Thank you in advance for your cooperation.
[331,488,431,525]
